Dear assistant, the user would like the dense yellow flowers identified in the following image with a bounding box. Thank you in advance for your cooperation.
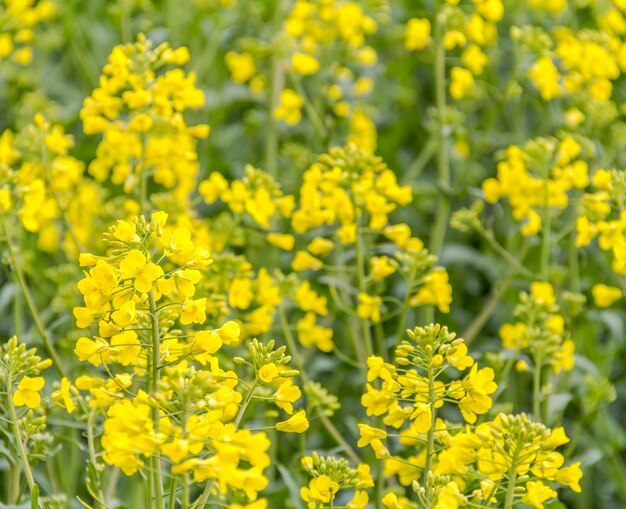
[81,35,208,207]
[359,325,581,508]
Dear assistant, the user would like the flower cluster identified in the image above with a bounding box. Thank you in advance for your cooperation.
[359,324,581,509]
[0,114,101,255]
[0,0,54,65]
[300,453,373,509]
[482,136,590,235]
[70,212,307,506]
[80,34,208,208]
[499,282,575,375]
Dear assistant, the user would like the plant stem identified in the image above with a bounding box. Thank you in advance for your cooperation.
[0,216,67,378]
[504,445,519,509]
[278,305,362,464]
[354,222,374,357]
[87,409,105,509]
[540,167,551,280]
[265,0,286,177]
[6,372,37,495]
[148,291,164,509]
[396,265,417,342]
[533,359,542,421]
[429,2,450,258]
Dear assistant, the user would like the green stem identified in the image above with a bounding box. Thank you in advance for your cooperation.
[396,265,417,342]
[476,225,534,279]
[6,372,37,495]
[354,222,374,357]
[264,0,286,177]
[503,445,520,509]
[533,359,542,421]
[429,2,450,257]
[148,291,164,509]
[541,168,551,280]
[8,460,20,504]
[168,475,178,509]
[278,305,361,464]
[462,275,512,344]
[87,409,105,509]
[0,216,67,377]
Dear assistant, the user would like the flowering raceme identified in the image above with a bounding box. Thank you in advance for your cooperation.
[359,324,581,509]
[70,212,307,506]
[80,35,209,208]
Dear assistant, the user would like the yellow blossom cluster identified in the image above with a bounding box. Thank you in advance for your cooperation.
[69,212,307,506]
[499,282,575,375]
[359,324,581,509]
[405,0,503,101]
[80,35,209,207]
[299,453,373,508]
[528,27,625,103]
[0,0,54,65]
[577,168,626,276]
[482,136,589,235]
[0,114,101,254]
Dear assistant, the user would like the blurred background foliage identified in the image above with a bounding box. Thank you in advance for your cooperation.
[2,0,626,507]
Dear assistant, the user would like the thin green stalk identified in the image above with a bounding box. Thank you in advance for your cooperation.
[0,216,67,378]
[462,276,512,344]
[6,372,37,495]
[476,225,534,279]
[424,364,437,509]
[429,2,451,257]
[533,359,542,421]
[8,460,20,504]
[148,291,165,509]
[396,265,417,342]
[354,222,374,357]
[541,168,551,280]
[264,0,286,177]
[278,305,361,464]
[503,445,520,509]
[168,475,178,509]
[87,409,105,509]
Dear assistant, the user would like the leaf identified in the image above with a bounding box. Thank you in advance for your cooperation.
[30,484,40,509]
[277,464,306,509]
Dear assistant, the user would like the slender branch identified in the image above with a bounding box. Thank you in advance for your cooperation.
[0,216,67,377]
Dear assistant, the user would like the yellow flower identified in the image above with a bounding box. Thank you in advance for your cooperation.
[180,298,207,325]
[258,362,279,383]
[273,89,304,125]
[529,56,561,101]
[450,66,474,100]
[357,292,382,323]
[370,256,397,280]
[301,475,339,504]
[273,380,301,414]
[291,52,320,75]
[592,283,622,307]
[405,18,430,51]
[119,249,164,293]
[51,377,76,413]
[225,51,256,83]
[276,410,309,433]
[267,232,295,251]
[357,423,387,447]
[531,281,556,306]
[292,250,323,271]
[555,462,583,493]
[521,481,557,509]
[13,376,45,409]
[0,186,13,212]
